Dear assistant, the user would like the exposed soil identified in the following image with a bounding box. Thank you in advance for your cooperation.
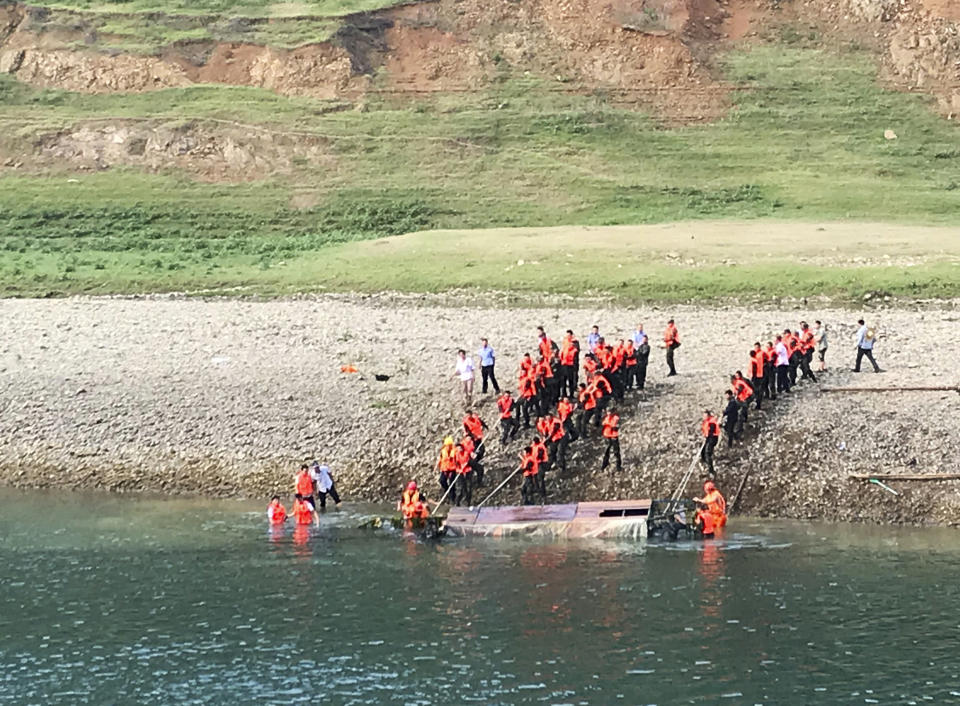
[2,295,959,526]
[0,119,334,181]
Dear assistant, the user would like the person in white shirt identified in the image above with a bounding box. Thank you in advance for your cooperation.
[774,335,791,393]
[454,349,476,407]
[310,461,341,509]
[813,320,828,372]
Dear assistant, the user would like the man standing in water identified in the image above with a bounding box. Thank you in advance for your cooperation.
[311,461,341,510]
[267,496,287,524]
[294,464,320,525]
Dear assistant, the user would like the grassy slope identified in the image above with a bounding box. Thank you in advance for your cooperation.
[1,44,959,298]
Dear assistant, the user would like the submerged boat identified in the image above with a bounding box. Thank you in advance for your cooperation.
[444,498,703,540]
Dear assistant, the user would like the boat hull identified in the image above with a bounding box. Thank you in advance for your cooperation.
[444,500,652,539]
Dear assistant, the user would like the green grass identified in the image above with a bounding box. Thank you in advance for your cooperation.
[26,0,404,18]
[1,43,960,299]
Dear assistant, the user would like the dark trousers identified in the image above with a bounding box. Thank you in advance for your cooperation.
[666,346,677,375]
[318,484,341,508]
[563,417,579,442]
[736,401,749,434]
[701,436,717,475]
[500,416,518,444]
[751,377,763,409]
[520,397,535,427]
[439,471,457,503]
[776,364,791,393]
[521,475,537,505]
[560,365,577,397]
[724,422,737,447]
[765,365,777,399]
[625,363,638,389]
[799,353,817,381]
[481,365,500,394]
[789,353,800,385]
[470,459,484,486]
[637,353,650,390]
[454,472,473,506]
[855,347,880,372]
[611,371,625,400]
[578,408,596,437]
[536,467,547,499]
[602,438,622,471]
[554,435,569,472]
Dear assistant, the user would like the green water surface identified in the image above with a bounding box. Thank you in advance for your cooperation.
[1,489,958,705]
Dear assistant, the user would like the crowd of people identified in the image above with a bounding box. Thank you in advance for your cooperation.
[697,319,829,477]
[270,315,882,530]
[421,320,684,511]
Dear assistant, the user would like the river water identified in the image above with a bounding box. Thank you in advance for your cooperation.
[1,489,959,705]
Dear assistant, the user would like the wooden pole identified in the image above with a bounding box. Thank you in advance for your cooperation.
[849,473,960,481]
[730,467,752,514]
[821,386,960,393]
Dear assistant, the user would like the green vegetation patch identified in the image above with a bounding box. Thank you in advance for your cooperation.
[1,43,959,298]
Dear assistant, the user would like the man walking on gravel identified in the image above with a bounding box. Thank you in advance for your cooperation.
[700,410,720,477]
[478,338,500,394]
[631,323,650,389]
[601,408,622,472]
[853,319,881,373]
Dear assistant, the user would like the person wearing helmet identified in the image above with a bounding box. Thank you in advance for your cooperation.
[694,480,727,529]
[436,437,458,505]
[398,481,429,520]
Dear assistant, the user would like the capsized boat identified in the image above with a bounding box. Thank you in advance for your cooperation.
[444,498,704,540]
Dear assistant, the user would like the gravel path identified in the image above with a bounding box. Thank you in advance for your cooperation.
[1,296,958,524]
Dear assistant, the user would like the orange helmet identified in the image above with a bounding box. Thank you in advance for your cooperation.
[704,481,716,492]
[407,481,417,491]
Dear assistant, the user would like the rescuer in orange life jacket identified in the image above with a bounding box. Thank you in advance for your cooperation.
[695,480,728,531]
[266,496,287,525]
[292,496,317,526]
[699,409,720,477]
[497,390,519,445]
[601,407,622,473]
[519,445,540,506]
[398,481,430,521]
[294,463,320,526]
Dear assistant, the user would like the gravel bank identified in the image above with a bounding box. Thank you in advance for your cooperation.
[1,296,958,525]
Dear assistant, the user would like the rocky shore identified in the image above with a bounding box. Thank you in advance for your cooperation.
[2,296,958,525]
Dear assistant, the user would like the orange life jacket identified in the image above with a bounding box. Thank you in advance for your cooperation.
[548,416,565,442]
[625,341,637,366]
[454,446,472,474]
[401,488,423,518]
[532,441,549,465]
[763,346,776,365]
[537,358,553,380]
[409,501,430,519]
[800,330,815,353]
[584,356,598,375]
[438,445,457,472]
[520,375,537,399]
[497,394,515,419]
[295,471,314,497]
[539,337,553,360]
[520,358,534,376]
[732,378,753,403]
[463,414,484,439]
[697,508,715,536]
[559,339,577,366]
[749,351,765,378]
[701,416,720,437]
[536,416,552,438]
[268,501,287,524]
[521,454,538,477]
[703,489,727,519]
[557,399,574,422]
[664,324,679,346]
[579,387,596,410]
[593,375,612,398]
[293,499,313,525]
[602,413,620,439]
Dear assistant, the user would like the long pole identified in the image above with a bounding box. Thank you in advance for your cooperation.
[672,440,706,501]
[432,474,458,511]
[476,466,522,508]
